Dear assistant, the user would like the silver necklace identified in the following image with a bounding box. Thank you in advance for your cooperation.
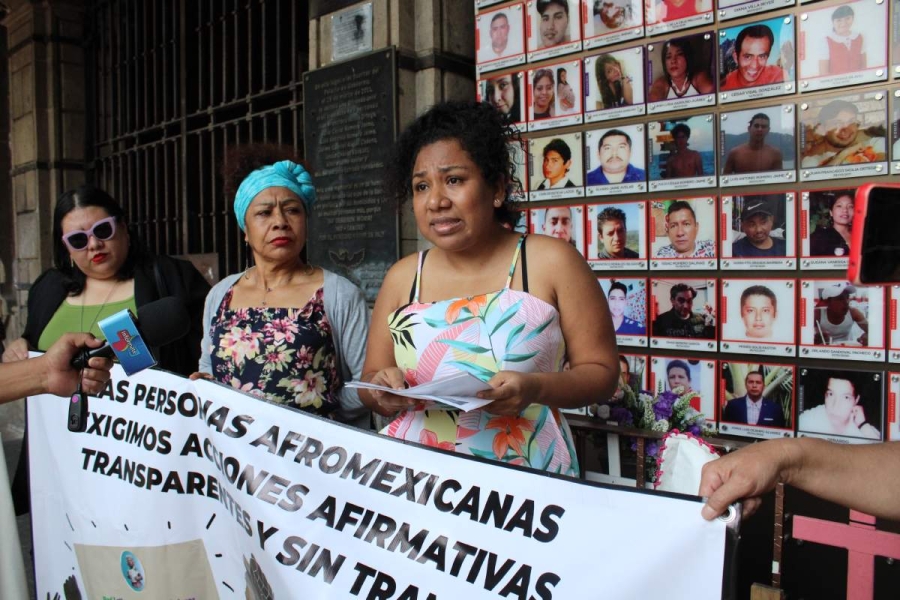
[245,264,315,306]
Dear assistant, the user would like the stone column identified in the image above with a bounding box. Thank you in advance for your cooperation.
[3,0,87,339]
[309,0,475,256]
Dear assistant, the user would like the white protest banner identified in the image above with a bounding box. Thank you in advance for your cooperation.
[29,365,731,599]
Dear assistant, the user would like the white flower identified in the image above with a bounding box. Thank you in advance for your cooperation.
[652,419,670,432]
[597,405,611,419]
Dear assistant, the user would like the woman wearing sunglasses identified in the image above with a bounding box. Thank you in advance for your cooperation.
[2,185,209,515]
[2,185,209,373]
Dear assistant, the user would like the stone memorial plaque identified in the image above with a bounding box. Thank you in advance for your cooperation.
[303,48,398,302]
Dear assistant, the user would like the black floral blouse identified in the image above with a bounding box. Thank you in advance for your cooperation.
[209,287,340,416]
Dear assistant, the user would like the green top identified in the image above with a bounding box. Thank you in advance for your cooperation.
[37,296,138,350]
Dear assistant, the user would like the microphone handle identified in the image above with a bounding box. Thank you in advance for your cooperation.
[71,344,116,370]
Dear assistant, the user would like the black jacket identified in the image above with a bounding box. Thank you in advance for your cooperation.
[22,255,210,376]
[13,255,210,514]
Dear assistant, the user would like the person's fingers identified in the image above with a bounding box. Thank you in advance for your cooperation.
[701,475,747,521]
[81,373,110,396]
[189,372,212,381]
[86,357,113,371]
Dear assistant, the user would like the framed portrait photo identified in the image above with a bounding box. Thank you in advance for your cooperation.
[798,0,888,92]
[800,187,856,269]
[797,367,884,444]
[585,124,647,196]
[720,192,796,270]
[799,279,886,362]
[476,3,527,75]
[598,277,648,346]
[646,32,717,114]
[718,17,796,103]
[649,278,718,352]
[719,361,795,439]
[649,197,717,270]
[649,356,718,424]
[528,133,585,201]
[527,61,585,131]
[582,0,644,49]
[647,114,718,192]
[478,71,527,130]
[720,278,797,357]
[586,200,647,270]
[584,46,646,122]
[529,204,586,255]
[644,0,713,36]
[799,90,888,182]
[589,353,649,419]
[526,0,583,62]
[719,104,796,187]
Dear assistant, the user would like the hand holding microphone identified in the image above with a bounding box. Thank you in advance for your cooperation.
[68,297,190,432]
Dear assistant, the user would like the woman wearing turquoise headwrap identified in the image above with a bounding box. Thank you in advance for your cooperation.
[192,145,370,427]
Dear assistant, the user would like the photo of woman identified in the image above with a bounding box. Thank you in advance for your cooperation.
[480,72,525,126]
[808,189,855,258]
[531,68,555,120]
[648,36,715,103]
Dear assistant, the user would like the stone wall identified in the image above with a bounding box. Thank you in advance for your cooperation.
[308,0,476,255]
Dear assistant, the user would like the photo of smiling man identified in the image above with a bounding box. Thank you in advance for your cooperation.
[718,18,794,102]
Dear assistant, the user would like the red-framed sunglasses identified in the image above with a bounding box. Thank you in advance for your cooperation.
[61,216,118,251]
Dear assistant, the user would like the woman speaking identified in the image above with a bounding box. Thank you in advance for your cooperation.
[359,102,619,474]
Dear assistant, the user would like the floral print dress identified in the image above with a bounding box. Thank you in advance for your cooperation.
[383,236,579,475]
[209,287,340,417]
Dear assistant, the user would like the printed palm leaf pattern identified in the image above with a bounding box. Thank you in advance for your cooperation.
[427,293,553,382]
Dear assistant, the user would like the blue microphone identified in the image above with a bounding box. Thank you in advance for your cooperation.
[68,297,189,432]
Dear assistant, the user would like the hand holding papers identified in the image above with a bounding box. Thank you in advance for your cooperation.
[346,372,494,412]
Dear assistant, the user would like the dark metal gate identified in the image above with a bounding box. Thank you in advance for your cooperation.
[86,0,308,278]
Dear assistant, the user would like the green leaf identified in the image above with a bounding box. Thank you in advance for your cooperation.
[447,361,497,382]
[436,339,492,354]
[504,323,526,352]
[423,315,474,328]
[469,447,499,460]
[522,315,556,343]
[502,352,538,363]
[490,299,523,336]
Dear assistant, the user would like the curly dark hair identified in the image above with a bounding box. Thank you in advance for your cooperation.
[220,143,305,206]
[384,100,523,228]
[52,185,147,295]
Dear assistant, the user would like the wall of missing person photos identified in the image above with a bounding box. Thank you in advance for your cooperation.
[473,0,900,446]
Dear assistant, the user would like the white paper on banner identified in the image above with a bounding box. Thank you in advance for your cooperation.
[29,366,731,599]
[346,372,494,411]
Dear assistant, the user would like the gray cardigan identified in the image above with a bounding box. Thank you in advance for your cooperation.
[199,269,370,426]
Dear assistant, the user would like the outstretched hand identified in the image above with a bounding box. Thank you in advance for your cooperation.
[698,440,794,520]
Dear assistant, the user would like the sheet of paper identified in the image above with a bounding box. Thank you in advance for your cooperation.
[345,372,494,411]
